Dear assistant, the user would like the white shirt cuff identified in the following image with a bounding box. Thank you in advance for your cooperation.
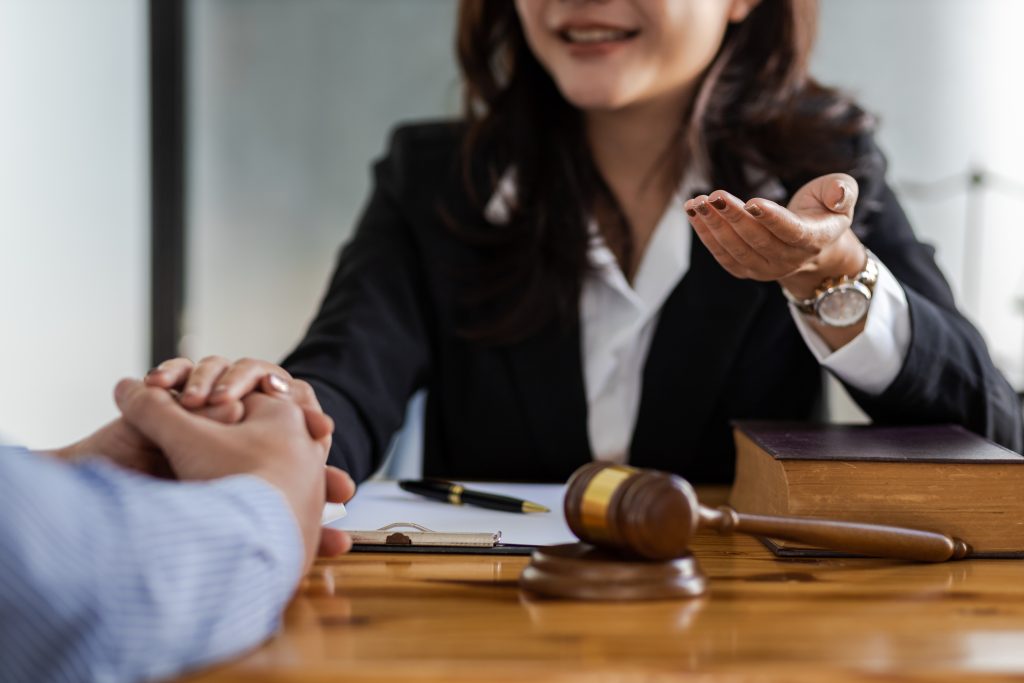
[789,259,911,396]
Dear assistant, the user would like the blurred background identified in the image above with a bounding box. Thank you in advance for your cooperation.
[2,1,1023,467]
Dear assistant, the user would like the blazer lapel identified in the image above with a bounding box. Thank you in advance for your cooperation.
[629,238,767,473]
[503,322,592,481]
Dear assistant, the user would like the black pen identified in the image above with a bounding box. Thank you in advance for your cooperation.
[398,480,550,514]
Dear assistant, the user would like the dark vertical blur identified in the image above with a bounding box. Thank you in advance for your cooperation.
[149,0,186,366]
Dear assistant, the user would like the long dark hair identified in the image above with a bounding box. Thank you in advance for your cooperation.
[454,0,873,344]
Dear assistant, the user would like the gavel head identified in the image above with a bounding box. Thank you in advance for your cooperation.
[563,462,700,561]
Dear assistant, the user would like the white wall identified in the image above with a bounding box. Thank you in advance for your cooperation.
[185,1,460,476]
[185,0,460,364]
[0,0,148,448]
[815,0,1024,388]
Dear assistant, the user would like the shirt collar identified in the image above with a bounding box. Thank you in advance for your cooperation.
[482,164,709,308]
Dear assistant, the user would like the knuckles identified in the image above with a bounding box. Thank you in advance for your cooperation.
[292,379,316,402]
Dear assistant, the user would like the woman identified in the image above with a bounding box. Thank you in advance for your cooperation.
[150,0,1023,483]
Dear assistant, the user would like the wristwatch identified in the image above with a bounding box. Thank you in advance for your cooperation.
[781,249,879,327]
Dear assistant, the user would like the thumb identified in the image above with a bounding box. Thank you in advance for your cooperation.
[819,173,858,216]
[114,378,215,452]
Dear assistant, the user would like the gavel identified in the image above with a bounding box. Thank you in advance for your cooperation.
[563,462,970,562]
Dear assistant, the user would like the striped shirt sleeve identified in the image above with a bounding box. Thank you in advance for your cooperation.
[0,445,304,683]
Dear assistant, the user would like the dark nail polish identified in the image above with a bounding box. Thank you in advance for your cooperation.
[710,196,727,211]
[696,201,711,216]
[685,207,697,217]
[745,203,763,217]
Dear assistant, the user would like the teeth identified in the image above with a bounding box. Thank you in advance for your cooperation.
[565,28,631,43]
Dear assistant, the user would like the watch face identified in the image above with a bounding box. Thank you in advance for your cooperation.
[816,283,871,327]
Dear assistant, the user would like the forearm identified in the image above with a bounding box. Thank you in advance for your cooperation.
[0,450,303,683]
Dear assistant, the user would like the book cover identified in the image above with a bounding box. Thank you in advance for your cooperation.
[729,422,1024,557]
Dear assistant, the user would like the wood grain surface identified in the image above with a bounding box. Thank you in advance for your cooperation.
[179,487,1024,683]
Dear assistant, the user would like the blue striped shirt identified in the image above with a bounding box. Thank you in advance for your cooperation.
[0,445,303,683]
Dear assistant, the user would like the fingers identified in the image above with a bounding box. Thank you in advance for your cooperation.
[260,374,333,441]
[179,356,233,408]
[147,357,295,410]
[711,191,796,257]
[740,197,814,249]
[685,196,747,278]
[820,173,858,215]
[144,357,194,390]
[146,355,233,409]
[325,465,356,504]
[318,466,355,557]
[318,528,352,557]
[114,378,214,453]
[193,401,245,425]
[281,378,326,415]
[686,193,776,279]
[686,177,862,281]
[240,390,328,456]
[210,358,293,405]
[240,389,303,423]
[147,356,328,441]
[258,372,293,398]
[787,173,860,228]
[303,410,335,442]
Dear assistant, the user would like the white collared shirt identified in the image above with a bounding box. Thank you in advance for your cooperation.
[486,174,911,462]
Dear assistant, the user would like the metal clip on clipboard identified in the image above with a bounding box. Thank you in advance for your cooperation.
[349,522,502,549]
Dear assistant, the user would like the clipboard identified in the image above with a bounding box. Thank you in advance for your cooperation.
[330,481,575,555]
[349,522,535,555]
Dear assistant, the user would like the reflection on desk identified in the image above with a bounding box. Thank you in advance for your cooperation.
[180,486,1024,682]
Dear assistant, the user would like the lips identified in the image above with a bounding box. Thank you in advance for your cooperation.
[558,25,640,45]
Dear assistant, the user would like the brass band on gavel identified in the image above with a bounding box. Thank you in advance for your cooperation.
[564,462,702,561]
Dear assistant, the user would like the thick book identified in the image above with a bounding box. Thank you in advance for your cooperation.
[729,421,1024,558]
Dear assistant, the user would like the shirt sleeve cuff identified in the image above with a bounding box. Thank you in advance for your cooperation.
[789,258,912,396]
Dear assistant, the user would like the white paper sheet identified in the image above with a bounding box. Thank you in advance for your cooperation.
[321,502,347,525]
[328,480,576,547]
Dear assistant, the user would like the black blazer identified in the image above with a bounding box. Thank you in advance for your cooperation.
[283,121,1023,483]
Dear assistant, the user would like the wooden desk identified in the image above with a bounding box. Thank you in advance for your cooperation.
[183,488,1024,682]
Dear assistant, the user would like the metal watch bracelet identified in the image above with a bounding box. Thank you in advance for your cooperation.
[780,248,879,324]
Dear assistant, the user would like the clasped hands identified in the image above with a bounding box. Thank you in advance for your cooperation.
[55,359,353,571]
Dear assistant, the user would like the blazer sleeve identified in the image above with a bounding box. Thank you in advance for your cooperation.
[282,133,433,482]
[846,177,1023,453]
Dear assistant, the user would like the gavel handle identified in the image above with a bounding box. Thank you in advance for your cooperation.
[699,506,970,562]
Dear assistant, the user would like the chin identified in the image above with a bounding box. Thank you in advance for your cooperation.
[558,84,633,112]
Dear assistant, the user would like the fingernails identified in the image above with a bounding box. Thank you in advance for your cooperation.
[268,374,289,394]
[709,196,727,211]
[145,367,159,377]
[744,203,763,217]
[696,201,711,216]
[833,183,848,211]
[685,207,697,218]
[211,384,227,396]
